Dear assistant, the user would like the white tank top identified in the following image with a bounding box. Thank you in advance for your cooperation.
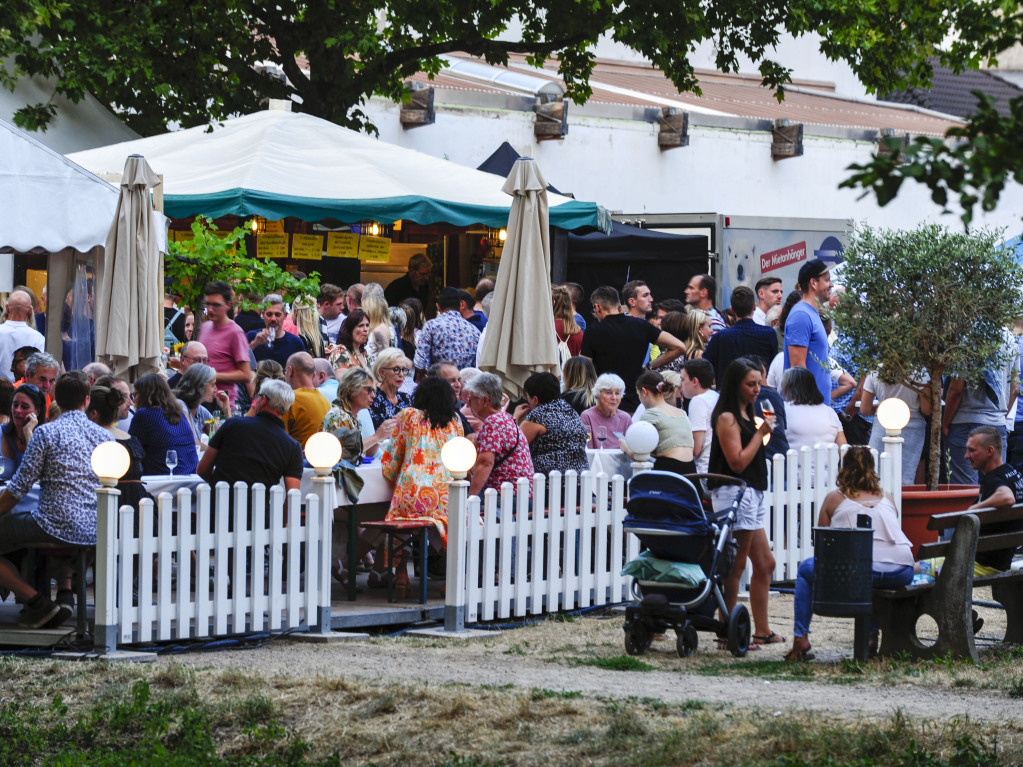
[830,493,914,570]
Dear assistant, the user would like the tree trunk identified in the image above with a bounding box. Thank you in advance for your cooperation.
[928,374,943,491]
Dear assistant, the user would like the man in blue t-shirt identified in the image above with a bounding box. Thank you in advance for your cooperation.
[247,293,306,369]
[784,258,833,405]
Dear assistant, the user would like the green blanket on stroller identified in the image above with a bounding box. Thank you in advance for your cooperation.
[621,551,707,587]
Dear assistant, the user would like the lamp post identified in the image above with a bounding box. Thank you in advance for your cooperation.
[624,421,658,474]
[441,436,476,632]
[876,397,911,511]
[304,432,343,634]
[91,441,130,655]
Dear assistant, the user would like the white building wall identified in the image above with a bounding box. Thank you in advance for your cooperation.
[372,98,1023,235]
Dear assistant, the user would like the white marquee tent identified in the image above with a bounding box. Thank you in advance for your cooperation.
[68,109,611,232]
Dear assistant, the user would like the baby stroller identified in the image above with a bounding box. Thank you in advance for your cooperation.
[621,471,751,658]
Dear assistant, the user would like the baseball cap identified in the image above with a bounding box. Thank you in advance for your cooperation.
[798,258,830,286]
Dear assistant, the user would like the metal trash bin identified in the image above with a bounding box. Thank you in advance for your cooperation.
[813,515,873,618]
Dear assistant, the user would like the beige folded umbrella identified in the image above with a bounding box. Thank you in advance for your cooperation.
[96,155,164,379]
[478,157,559,399]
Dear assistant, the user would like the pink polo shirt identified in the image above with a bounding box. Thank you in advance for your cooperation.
[197,320,249,408]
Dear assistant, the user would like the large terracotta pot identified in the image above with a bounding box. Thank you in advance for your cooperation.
[900,484,979,558]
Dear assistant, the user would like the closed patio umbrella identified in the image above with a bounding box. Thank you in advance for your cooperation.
[478,157,559,398]
[96,155,164,378]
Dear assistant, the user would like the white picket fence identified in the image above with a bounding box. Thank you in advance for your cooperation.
[84,442,900,649]
[95,480,333,650]
[461,471,638,623]
[763,443,899,582]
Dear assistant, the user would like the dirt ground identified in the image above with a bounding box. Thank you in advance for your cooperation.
[166,588,1023,724]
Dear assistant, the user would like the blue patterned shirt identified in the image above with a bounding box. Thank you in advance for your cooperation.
[413,310,481,371]
[7,410,113,545]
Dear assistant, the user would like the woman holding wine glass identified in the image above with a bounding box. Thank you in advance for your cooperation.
[129,374,199,475]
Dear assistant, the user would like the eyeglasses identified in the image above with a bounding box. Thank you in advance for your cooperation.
[182,354,208,364]
[383,367,408,376]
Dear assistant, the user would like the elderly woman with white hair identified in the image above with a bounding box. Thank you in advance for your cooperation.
[580,373,632,449]
[368,348,413,428]
[465,372,534,498]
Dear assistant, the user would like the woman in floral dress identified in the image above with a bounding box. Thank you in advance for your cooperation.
[380,377,463,598]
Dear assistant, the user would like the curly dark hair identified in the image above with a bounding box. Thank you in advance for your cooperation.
[134,373,183,425]
[412,376,458,430]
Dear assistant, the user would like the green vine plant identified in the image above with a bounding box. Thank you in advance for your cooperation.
[165,216,321,313]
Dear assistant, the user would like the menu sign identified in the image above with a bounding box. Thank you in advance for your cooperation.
[257,233,289,260]
[325,232,359,259]
[291,234,324,260]
[359,236,391,263]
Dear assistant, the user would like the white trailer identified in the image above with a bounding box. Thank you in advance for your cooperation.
[612,213,850,307]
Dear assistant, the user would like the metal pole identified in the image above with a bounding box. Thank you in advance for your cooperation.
[312,476,333,634]
[444,479,469,632]
[93,486,121,654]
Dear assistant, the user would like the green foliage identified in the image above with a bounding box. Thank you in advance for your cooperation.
[834,222,1023,489]
[3,0,1023,134]
[843,93,1023,227]
[166,217,320,313]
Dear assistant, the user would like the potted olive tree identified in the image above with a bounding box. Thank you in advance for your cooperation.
[834,223,1023,549]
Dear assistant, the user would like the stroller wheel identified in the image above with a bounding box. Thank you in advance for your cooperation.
[726,604,751,657]
[676,623,698,658]
[624,622,652,656]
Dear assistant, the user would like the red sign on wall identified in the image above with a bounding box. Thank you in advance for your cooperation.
[760,241,807,274]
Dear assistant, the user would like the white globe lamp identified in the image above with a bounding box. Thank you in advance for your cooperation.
[876,397,911,437]
[441,437,477,480]
[305,432,343,477]
[91,441,130,488]
[624,421,658,463]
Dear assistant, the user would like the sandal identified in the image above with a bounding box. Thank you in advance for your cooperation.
[717,637,760,651]
[753,631,786,645]
[331,560,348,585]
[367,570,392,589]
[783,646,815,662]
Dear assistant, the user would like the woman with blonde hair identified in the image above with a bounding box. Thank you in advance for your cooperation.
[290,294,323,358]
[552,284,582,357]
[681,309,712,360]
[363,293,398,357]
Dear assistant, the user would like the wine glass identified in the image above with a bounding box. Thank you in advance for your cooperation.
[166,449,178,476]
[596,426,608,450]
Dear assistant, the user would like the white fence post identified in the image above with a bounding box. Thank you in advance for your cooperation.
[444,477,470,632]
[93,486,121,654]
[311,477,333,633]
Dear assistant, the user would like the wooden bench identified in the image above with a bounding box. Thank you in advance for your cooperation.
[359,519,436,604]
[873,504,1023,661]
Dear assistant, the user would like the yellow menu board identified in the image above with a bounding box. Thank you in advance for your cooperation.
[325,232,359,259]
[359,236,391,263]
[257,233,289,260]
[291,234,324,260]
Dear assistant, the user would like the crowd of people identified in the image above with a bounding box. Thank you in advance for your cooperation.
[0,248,1020,647]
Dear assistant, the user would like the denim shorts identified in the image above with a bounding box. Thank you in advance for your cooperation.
[711,487,766,532]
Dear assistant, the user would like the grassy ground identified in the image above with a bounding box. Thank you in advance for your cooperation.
[3,607,1023,765]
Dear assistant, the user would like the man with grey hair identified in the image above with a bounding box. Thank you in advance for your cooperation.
[24,351,59,403]
[82,361,112,386]
[247,293,305,368]
[385,252,432,312]
[197,378,303,492]
[0,289,45,382]
[313,357,339,403]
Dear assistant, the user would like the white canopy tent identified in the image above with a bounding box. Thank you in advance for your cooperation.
[68,109,611,232]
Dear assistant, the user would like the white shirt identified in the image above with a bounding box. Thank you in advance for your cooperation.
[0,320,45,382]
[320,313,346,344]
[752,306,768,326]
[687,389,719,473]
